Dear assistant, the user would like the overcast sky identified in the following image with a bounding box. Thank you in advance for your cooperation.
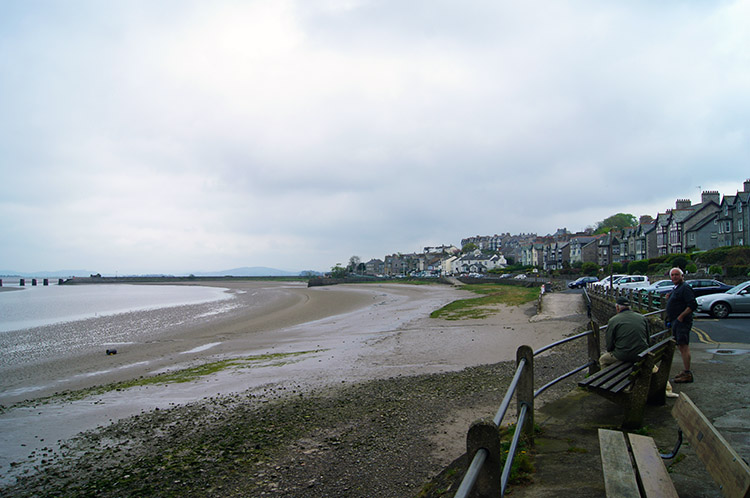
[1,0,748,274]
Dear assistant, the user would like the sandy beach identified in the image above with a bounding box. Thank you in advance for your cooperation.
[0,280,588,492]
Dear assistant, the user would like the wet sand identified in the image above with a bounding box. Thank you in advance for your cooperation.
[0,281,587,485]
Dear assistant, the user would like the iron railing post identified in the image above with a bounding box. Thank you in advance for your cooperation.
[516,345,534,442]
[587,321,601,376]
[465,418,502,497]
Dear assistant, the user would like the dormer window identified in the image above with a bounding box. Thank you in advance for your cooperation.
[725,205,729,215]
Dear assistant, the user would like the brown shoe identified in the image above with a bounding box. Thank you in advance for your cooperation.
[673,371,694,383]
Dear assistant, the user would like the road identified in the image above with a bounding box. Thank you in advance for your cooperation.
[563,285,749,346]
[693,315,750,345]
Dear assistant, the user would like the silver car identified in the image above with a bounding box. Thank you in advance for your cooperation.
[696,280,750,318]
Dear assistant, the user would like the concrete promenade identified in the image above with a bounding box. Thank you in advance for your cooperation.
[512,331,750,496]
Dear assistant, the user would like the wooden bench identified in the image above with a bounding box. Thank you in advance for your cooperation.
[669,393,750,497]
[598,393,750,497]
[579,336,675,428]
[599,428,678,497]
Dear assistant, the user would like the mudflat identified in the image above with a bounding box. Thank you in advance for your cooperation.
[0,281,589,495]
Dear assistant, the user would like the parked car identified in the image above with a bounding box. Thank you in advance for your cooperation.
[695,280,750,318]
[593,275,626,287]
[514,274,527,280]
[611,275,650,290]
[685,279,733,297]
[567,276,599,289]
[641,279,674,294]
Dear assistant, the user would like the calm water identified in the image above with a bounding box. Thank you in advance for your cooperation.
[0,284,233,333]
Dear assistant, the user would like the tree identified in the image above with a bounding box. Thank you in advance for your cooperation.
[581,262,599,276]
[628,259,649,275]
[462,242,478,253]
[671,256,689,271]
[593,213,638,235]
[347,256,361,273]
[609,262,623,274]
[330,264,348,278]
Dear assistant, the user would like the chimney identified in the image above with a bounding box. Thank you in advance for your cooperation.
[675,199,692,209]
[745,179,750,193]
[701,190,720,205]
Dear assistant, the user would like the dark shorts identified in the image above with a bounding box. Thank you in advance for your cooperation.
[671,320,692,345]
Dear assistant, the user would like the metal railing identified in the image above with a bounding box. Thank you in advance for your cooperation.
[586,284,667,313]
[454,289,666,497]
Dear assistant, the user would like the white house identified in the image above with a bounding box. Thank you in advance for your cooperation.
[453,250,507,274]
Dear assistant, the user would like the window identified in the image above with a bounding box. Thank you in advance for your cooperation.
[725,221,732,232]
[739,219,744,232]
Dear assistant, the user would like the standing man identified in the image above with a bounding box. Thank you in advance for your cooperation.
[599,296,650,367]
[666,267,697,383]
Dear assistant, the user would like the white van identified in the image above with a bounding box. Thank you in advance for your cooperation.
[612,275,650,290]
[594,275,626,287]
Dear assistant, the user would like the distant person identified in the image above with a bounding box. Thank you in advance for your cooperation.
[666,267,697,383]
[599,297,650,367]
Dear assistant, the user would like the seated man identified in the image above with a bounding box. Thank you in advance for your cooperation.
[599,296,650,367]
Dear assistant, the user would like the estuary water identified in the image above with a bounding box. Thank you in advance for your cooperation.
[0,284,233,333]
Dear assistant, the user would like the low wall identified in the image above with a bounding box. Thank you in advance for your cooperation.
[587,286,667,329]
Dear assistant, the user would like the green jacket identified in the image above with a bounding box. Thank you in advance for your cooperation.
[606,309,649,362]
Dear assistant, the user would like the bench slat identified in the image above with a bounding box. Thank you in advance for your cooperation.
[673,393,750,498]
[628,433,679,498]
[580,362,632,388]
[599,429,640,498]
[638,338,672,359]
[600,369,635,392]
[609,377,634,394]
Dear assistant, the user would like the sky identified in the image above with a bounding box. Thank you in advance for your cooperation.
[1,0,749,274]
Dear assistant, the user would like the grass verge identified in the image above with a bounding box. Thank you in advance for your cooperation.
[430,283,540,320]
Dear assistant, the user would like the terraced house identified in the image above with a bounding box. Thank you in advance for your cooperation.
[363,180,749,277]
[717,179,750,247]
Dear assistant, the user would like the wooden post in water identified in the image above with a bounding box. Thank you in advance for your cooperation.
[20,278,25,286]
[43,278,49,286]
[32,278,37,286]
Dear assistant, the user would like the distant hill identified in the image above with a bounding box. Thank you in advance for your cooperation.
[0,267,322,278]
[192,267,315,277]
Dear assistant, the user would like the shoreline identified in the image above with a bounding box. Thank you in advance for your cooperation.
[0,282,588,492]
[0,280,382,405]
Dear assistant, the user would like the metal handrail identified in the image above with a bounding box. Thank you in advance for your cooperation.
[453,447,488,497]
[455,289,667,497]
[534,361,596,398]
[500,403,529,496]
[493,357,527,426]
[534,329,593,356]
[455,358,527,498]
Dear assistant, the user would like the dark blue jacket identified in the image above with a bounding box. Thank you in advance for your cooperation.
[666,281,697,324]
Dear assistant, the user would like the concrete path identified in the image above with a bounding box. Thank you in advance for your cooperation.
[511,296,750,497]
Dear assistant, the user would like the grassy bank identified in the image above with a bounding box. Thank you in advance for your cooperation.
[430,283,540,320]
